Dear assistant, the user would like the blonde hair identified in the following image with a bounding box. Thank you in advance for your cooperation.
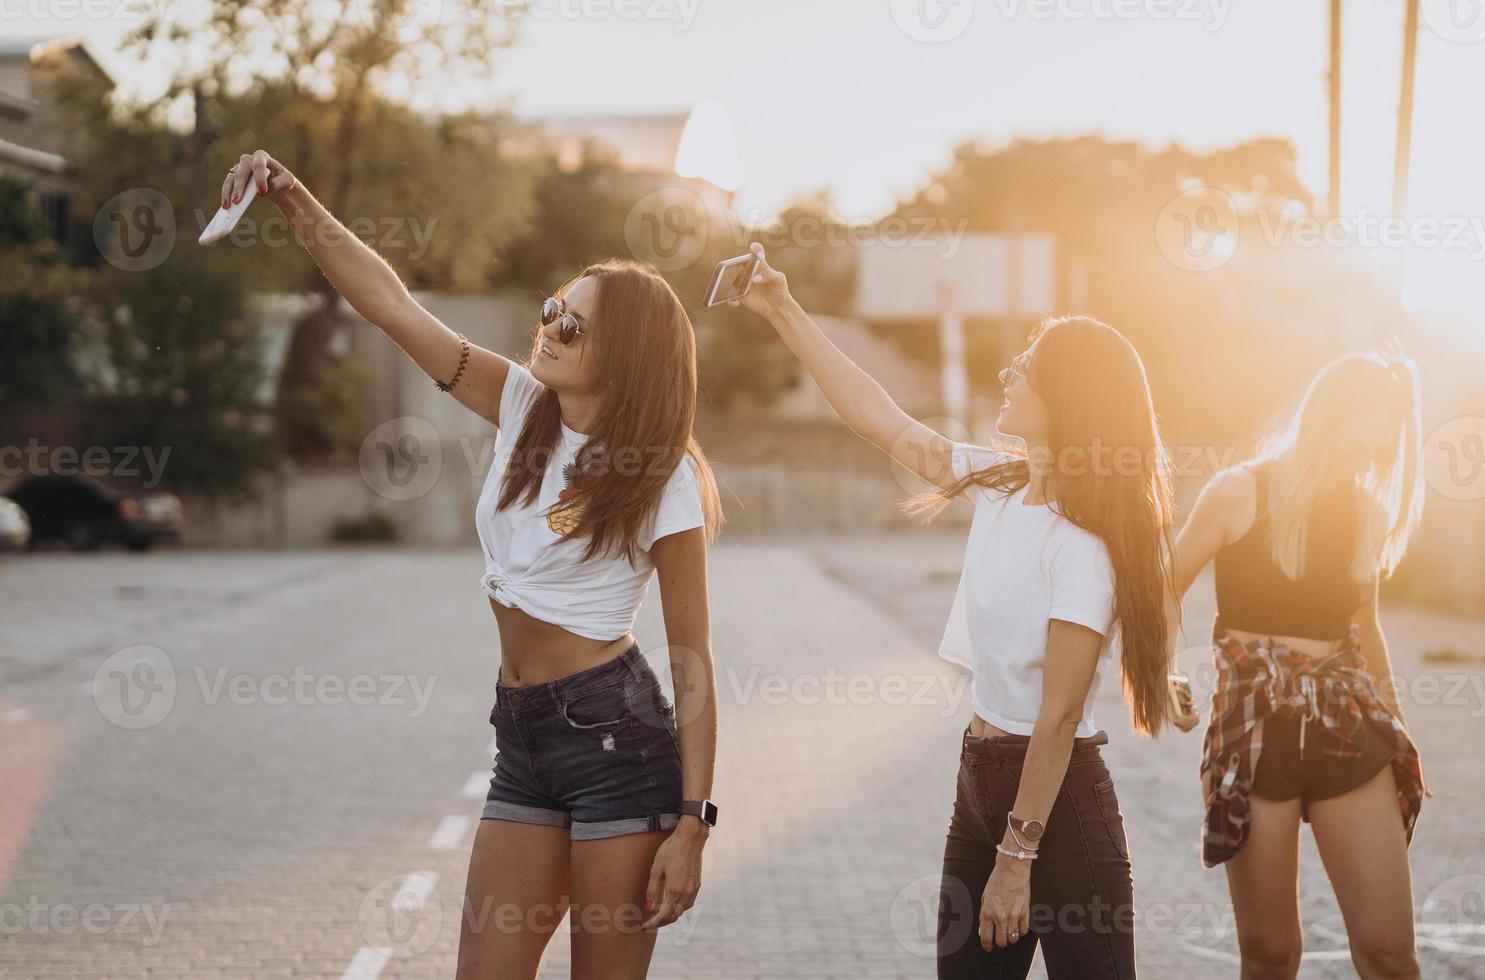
[1253,340,1423,584]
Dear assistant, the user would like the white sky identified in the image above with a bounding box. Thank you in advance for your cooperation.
[4,0,1484,225]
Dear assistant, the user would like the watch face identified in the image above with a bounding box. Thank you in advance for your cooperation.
[1022,819,1044,840]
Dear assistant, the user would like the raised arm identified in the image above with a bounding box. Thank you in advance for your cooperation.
[1172,466,1251,599]
[224,150,512,426]
[733,243,961,491]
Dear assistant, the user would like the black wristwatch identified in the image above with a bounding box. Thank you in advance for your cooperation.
[680,799,718,827]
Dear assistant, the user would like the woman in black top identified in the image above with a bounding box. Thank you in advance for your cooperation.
[1170,346,1427,980]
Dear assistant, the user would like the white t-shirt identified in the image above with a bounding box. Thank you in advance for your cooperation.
[474,363,707,641]
[938,443,1120,738]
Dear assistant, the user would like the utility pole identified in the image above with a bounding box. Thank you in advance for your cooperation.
[1393,0,1420,216]
[1328,0,1342,217]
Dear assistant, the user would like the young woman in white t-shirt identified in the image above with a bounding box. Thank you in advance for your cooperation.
[223,152,723,979]
[733,243,1179,978]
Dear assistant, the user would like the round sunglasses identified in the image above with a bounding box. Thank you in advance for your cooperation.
[999,353,1032,387]
[541,297,586,346]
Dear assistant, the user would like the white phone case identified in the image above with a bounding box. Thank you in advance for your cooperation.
[198,180,259,246]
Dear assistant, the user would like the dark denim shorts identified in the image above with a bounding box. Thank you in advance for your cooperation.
[1250,707,1395,821]
[483,644,684,840]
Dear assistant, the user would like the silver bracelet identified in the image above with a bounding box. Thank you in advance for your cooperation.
[996,843,1039,861]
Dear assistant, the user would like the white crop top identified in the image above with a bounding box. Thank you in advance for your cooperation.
[938,443,1120,738]
[475,363,707,641]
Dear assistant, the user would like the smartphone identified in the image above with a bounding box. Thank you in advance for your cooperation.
[198,180,259,246]
[703,253,761,307]
[1168,671,1196,719]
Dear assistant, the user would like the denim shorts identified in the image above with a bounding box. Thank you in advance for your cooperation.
[483,644,684,840]
[1250,707,1395,821]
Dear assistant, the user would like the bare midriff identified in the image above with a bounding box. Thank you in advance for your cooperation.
[969,715,1014,739]
[489,596,634,687]
[1221,625,1347,660]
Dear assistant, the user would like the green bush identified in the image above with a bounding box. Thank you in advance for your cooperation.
[329,512,399,543]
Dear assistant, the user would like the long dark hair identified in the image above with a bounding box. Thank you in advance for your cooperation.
[498,261,722,563]
[912,316,1177,736]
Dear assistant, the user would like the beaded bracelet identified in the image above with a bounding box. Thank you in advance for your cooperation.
[435,333,470,392]
[996,843,1039,861]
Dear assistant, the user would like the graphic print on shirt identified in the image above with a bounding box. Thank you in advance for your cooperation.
[547,458,597,536]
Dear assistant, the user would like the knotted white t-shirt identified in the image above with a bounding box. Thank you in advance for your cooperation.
[938,443,1120,738]
[475,364,706,641]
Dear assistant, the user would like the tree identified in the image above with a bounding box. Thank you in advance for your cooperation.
[115,0,529,455]
[86,255,276,499]
[0,177,86,410]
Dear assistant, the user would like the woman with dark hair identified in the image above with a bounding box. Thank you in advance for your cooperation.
[221,152,724,979]
[732,243,1178,978]
[1172,347,1428,980]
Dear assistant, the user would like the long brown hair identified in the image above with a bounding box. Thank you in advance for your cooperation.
[498,261,722,563]
[911,316,1178,736]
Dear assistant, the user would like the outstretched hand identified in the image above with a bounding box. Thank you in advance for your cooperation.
[730,242,792,319]
[220,149,297,210]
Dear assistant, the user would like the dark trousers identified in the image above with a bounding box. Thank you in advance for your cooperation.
[937,726,1137,979]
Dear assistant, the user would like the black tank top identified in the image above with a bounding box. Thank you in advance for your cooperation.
[1212,460,1370,641]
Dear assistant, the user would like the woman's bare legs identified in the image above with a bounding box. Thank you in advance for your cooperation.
[568,830,670,980]
[1308,765,1421,980]
[456,819,571,980]
[1225,794,1305,979]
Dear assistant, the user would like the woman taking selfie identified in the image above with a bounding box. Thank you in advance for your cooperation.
[1171,348,1428,980]
[221,152,723,979]
[732,243,1177,978]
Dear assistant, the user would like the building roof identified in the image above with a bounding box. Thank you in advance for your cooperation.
[0,34,112,84]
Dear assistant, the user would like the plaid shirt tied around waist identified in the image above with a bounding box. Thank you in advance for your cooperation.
[1198,617,1429,868]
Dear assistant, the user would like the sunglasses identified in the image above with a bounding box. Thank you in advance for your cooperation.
[541,297,586,346]
[999,354,1032,387]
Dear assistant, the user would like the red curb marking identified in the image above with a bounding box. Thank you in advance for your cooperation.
[0,696,65,893]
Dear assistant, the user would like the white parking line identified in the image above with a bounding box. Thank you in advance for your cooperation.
[340,946,391,980]
[429,815,472,850]
[462,770,490,799]
[394,871,440,907]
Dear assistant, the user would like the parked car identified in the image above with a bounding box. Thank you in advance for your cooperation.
[7,475,183,551]
[0,496,30,551]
